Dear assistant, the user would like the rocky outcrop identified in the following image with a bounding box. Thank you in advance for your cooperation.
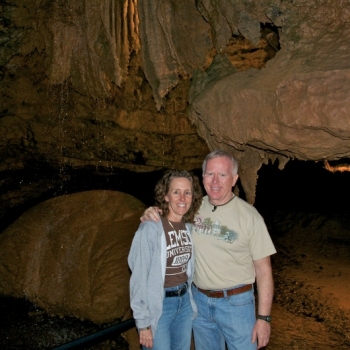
[138,0,213,110]
[187,1,350,203]
[0,190,145,323]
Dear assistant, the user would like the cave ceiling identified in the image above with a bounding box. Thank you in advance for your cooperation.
[1,0,350,205]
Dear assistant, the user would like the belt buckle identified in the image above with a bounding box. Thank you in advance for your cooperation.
[179,284,186,296]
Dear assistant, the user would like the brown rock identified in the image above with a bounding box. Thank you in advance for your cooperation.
[2,0,350,206]
[0,190,145,324]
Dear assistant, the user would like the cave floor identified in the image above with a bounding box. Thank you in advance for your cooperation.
[270,251,350,349]
[268,210,350,349]
[1,210,350,350]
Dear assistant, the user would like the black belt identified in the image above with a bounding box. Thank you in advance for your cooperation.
[165,283,188,297]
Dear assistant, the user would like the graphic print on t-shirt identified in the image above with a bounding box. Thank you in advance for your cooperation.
[166,226,192,273]
[162,218,192,288]
[193,215,238,244]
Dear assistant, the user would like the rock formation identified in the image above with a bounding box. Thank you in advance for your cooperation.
[1,0,350,280]
[188,1,350,203]
[0,190,145,323]
[2,0,350,208]
[1,0,350,342]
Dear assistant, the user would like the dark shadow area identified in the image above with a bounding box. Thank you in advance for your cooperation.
[0,165,203,233]
[255,159,350,215]
[0,297,129,350]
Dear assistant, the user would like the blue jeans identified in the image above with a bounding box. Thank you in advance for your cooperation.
[144,283,192,350]
[192,284,257,350]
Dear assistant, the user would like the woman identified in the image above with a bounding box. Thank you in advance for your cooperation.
[128,170,203,350]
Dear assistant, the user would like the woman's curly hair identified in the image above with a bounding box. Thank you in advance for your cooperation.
[154,169,203,223]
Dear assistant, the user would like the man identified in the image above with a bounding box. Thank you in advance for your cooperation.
[141,150,276,350]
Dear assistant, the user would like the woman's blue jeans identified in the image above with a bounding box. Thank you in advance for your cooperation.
[144,283,192,350]
[192,284,257,350]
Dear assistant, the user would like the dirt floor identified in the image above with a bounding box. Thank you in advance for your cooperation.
[1,209,350,349]
[268,210,350,349]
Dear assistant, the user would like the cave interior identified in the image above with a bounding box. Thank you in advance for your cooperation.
[1,0,350,348]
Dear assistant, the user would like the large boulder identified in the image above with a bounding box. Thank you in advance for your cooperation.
[0,190,145,324]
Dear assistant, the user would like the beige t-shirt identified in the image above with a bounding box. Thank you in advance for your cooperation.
[192,195,276,290]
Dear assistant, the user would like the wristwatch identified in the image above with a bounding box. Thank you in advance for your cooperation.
[257,315,271,323]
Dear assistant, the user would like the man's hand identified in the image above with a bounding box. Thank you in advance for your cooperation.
[139,328,153,348]
[140,206,161,223]
[252,256,273,348]
[252,319,271,349]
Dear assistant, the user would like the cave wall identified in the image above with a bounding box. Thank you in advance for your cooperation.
[0,0,212,218]
[1,0,350,214]
[0,0,210,173]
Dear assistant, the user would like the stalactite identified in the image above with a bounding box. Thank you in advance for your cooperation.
[99,0,140,83]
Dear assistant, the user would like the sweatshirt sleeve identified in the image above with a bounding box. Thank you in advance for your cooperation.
[128,222,157,329]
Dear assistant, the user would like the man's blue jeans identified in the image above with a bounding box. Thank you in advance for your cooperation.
[144,283,192,350]
[192,284,257,350]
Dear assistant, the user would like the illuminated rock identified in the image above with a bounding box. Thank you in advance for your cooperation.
[0,190,145,323]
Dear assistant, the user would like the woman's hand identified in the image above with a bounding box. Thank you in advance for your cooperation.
[139,328,153,348]
[140,206,162,223]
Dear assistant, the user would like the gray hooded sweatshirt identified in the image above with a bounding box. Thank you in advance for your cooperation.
[128,220,197,336]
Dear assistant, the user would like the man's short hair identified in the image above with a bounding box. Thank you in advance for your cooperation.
[202,150,239,175]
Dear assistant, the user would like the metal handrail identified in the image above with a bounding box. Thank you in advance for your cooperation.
[51,318,136,350]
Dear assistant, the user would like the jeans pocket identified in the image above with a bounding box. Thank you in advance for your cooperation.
[227,289,254,306]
